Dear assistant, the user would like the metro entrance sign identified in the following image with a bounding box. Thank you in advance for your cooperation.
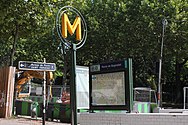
[18,61,56,71]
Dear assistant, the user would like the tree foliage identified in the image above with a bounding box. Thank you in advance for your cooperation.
[0,0,188,104]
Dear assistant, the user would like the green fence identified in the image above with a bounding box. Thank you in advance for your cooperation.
[15,100,71,123]
[46,103,70,123]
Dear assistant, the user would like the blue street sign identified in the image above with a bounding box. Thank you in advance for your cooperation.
[18,61,56,71]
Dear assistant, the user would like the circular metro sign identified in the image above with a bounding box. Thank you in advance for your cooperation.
[56,6,87,49]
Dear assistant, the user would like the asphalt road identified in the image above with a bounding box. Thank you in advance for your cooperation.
[0,116,71,125]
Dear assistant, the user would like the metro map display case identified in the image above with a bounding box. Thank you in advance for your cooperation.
[89,59,133,112]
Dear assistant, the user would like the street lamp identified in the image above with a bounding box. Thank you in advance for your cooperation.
[157,18,168,107]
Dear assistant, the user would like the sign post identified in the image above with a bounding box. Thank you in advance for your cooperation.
[56,6,87,125]
[18,60,56,125]
[43,58,46,125]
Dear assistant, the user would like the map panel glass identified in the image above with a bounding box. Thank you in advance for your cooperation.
[92,72,125,105]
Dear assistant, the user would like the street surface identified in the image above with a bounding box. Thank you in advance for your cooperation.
[0,116,71,125]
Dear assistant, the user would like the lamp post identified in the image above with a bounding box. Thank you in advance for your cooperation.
[158,18,168,107]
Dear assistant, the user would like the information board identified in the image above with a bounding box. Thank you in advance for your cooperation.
[89,59,133,111]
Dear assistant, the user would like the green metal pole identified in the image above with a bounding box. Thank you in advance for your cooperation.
[70,44,77,125]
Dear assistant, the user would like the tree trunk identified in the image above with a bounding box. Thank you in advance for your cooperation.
[175,59,181,104]
[10,23,19,66]
[174,57,188,105]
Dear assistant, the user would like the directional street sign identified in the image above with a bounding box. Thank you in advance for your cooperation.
[18,61,56,71]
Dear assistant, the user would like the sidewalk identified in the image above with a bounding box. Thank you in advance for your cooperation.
[0,116,71,125]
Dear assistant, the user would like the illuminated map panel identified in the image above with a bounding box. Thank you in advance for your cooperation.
[91,72,125,105]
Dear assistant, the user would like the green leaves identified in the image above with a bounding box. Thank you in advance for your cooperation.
[0,0,187,92]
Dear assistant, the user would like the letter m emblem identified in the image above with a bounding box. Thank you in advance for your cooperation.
[62,13,81,41]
